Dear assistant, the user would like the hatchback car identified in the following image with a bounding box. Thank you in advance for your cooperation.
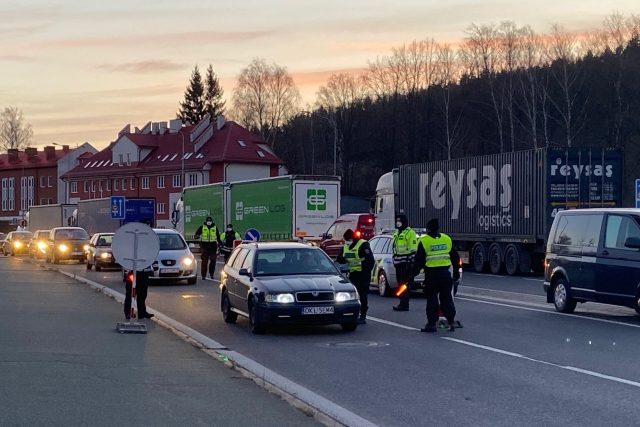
[148,229,197,285]
[3,231,33,256]
[46,227,89,264]
[320,213,376,258]
[28,230,50,259]
[86,233,119,271]
[220,242,361,334]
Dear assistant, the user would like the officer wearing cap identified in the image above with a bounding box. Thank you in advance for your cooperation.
[413,218,460,332]
[220,224,241,264]
[337,229,375,324]
[392,213,418,311]
[194,216,220,280]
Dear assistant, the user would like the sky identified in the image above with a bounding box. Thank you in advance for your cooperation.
[1,0,638,150]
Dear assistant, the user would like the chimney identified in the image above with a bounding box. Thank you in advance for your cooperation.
[151,122,160,135]
[169,119,182,133]
[25,147,37,160]
[62,145,70,152]
[158,121,167,135]
[44,146,56,160]
[216,114,226,130]
[8,148,19,163]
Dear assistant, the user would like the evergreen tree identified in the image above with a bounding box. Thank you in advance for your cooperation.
[204,64,226,118]
[178,65,206,124]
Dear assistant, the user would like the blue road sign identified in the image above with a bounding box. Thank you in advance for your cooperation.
[111,196,126,219]
[244,228,261,241]
[636,179,640,208]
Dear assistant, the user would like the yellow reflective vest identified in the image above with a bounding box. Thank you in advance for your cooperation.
[420,233,452,268]
[392,228,418,256]
[343,239,367,272]
[201,225,218,242]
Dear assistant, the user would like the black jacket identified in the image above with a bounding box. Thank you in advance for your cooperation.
[337,240,375,274]
[413,233,460,280]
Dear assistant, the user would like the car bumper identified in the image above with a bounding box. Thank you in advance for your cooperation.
[56,251,85,261]
[255,302,361,325]
[150,269,196,280]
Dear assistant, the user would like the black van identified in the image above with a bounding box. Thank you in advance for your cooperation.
[544,209,640,314]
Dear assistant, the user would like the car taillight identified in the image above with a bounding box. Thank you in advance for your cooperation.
[367,218,373,224]
[354,230,362,238]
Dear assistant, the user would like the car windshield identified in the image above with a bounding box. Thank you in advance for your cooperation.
[13,232,33,240]
[96,235,113,246]
[158,233,186,250]
[254,248,338,276]
[55,229,88,240]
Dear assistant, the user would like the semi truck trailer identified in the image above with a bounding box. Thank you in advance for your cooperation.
[27,204,77,232]
[375,147,623,275]
[74,198,155,235]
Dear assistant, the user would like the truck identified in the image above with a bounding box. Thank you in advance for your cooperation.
[175,175,340,243]
[74,198,155,236]
[375,147,624,275]
[27,204,77,232]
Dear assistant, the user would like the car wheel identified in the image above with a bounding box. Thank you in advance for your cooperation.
[187,277,197,285]
[635,294,640,315]
[86,259,92,270]
[10,249,15,256]
[341,322,358,332]
[553,277,577,313]
[248,299,266,334]
[52,253,59,264]
[221,290,238,323]
[378,271,392,297]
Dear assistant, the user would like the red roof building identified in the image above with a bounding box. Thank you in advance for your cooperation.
[63,115,286,228]
[0,143,97,232]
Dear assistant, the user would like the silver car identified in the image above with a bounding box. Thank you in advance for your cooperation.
[150,229,197,285]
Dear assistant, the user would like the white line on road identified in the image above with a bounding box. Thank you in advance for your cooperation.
[441,337,640,389]
[458,285,545,298]
[367,316,420,331]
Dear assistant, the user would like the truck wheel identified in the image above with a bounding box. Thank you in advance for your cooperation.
[504,244,520,276]
[377,271,392,297]
[553,277,577,313]
[488,243,504,275]
[472,243,487,273]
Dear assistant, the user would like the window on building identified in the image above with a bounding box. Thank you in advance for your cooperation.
[91,180,96,192]
[106,179,110,191]
[157,176,165,189]
[1,178,7,211]
[126,153,131,166]
[71,182,78,193]
[118,154,123,166]
[98,180,103,192]
[130,178,135,190]
[47,176,53,187]
[8,178,15,211]
[141,177,150,189]
[172,174,182,188]
[48,198,53,204]
[188,173,198,186]
[113,179,119,191]
[21,177,28,212]
[157,202,166,214]
[40,176,46,188]
[83,181,89,193]
[122,178,127,191]
[40,198,46,205]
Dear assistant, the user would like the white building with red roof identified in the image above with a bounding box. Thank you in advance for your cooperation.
[62,115,285,228]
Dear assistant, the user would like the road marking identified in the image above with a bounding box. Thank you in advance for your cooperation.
[204,277,221,283]
[458,285,544,298]
[442,337,640,389]
[523,278,543,282]
[367,316,420,331]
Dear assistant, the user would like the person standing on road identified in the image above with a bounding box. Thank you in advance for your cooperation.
[194,216,220,280]
[220,224,241,264]
[337,229,375,324]
[414,218,460,332]
[392,214,418,312]
[123,267,154,320]
[16,220,27,231]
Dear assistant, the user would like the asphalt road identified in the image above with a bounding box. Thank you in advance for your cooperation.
[21,257,640,426]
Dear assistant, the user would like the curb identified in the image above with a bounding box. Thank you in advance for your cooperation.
[42,262,376,427]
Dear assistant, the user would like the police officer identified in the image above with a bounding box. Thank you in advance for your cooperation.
[337,229,375,324]
[123,267,153,320]
[392,214,418,311]
[414,218,460,332]
[194,216,220,280]
[220,224,241,264]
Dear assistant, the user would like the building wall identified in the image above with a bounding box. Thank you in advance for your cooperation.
[56,143,97,204]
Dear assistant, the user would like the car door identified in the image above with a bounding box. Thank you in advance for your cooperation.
[228,248,250,306]
[596,214,640,306]
[236,249,255,308]
[368,237,383,283]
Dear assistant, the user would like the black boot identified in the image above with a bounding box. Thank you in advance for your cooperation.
[357,316,367,325]
[420,324,437,333]
[393,304,409,312]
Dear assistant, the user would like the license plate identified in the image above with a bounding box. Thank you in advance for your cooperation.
[71,252,82,256]
[161,268,180,274]
[302,306,334,315]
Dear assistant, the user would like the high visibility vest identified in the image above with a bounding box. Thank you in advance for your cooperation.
[201,225,218,242]
[420,233,452,268]
[343,239,367,272]
[393,228,418,255]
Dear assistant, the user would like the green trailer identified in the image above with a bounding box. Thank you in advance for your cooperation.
[178,176,340,242]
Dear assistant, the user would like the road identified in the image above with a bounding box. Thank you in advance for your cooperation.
[21,257,640,426]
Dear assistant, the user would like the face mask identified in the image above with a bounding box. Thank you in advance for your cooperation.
[345,240,353,245]
[226,227,232,232]
[206,222,212,226]
[396,221,403,228]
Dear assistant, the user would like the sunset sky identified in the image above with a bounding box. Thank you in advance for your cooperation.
[1,0,638,149]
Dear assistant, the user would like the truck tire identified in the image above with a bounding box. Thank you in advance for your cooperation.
[504,244,520,276]
[488,243,504,275]
[472,243,488,273]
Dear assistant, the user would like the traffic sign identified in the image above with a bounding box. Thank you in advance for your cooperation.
[636,179,640,208]
[111,196,126,219]
[111,222,159,271]
[244,228,260,241]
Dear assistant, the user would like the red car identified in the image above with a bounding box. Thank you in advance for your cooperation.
[320,213,375,259]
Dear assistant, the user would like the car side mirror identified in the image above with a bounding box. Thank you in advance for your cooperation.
[326,233,332,239]
[624,237,640,249]
[239,268,251,277]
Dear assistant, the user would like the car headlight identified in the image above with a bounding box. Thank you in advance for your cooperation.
[100,252,110,259]
[265,293,295,303]
[37,241,46,250]
[182,257,194,267]
[13,241,22,248]
[335,291,358,302]
[58,244,69,252]
[83,244,89,251]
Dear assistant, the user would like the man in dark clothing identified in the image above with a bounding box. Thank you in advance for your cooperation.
[413,218,460,332]
[194,216,220,280]
[337,229,375,324]
[392,214,418,311]
[123,268,153,320]
[220,224,241,264]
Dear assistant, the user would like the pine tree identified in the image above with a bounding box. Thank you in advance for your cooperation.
[204,64,226,118]
[178,65,206,124]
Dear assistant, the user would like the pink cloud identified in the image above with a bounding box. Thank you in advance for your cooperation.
[96,60,186,74]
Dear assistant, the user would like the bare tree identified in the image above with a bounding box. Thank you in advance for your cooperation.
[498,21,523,151]
[0,106,33,151]
[435,43,464,159]
[231,58,301,148]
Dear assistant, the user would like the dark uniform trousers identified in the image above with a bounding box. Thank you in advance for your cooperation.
[349,270,371,317]
[394,262,414,307]
[125,270,151,318]
[200,242,218,278]
[424,266,456,326]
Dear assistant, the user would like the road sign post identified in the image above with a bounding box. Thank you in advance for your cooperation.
[244,228,261,241]
[111,196,126,220]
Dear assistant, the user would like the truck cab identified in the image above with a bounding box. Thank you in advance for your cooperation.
[374,171,396,233]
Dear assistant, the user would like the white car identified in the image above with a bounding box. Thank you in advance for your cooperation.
[368,233,461,297]
[149,229,197,285]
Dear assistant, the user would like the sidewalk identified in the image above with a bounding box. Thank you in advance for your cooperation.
[0,257,320,427]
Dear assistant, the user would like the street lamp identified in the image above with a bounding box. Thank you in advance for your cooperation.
[300,111,314,175]
[178,130,185,189]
